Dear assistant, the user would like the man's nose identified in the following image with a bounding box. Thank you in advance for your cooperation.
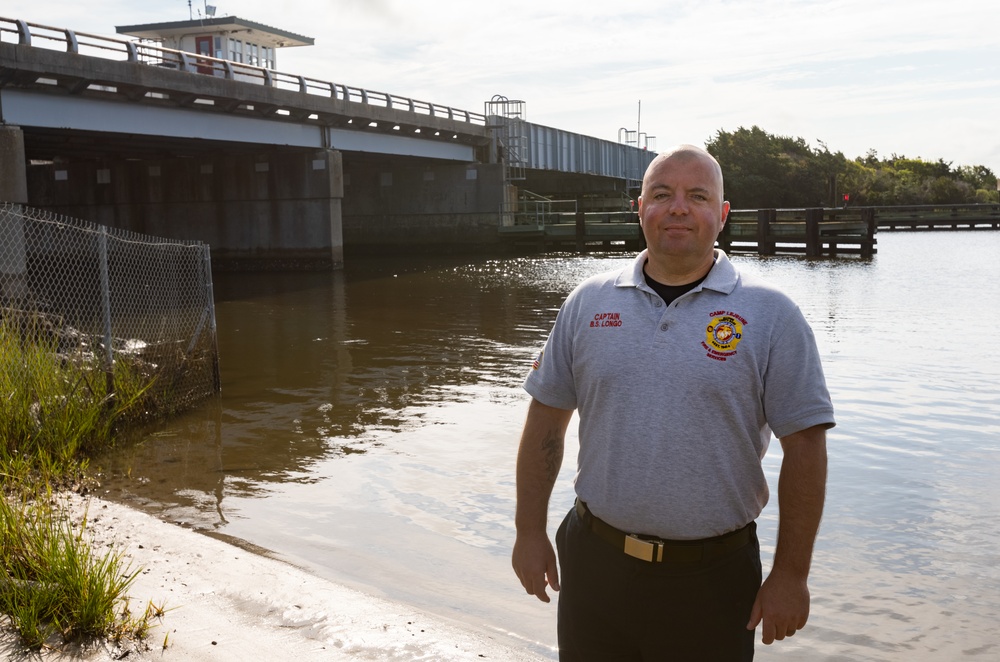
[667,195,689,214]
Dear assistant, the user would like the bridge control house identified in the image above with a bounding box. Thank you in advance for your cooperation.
[115,15,313,73]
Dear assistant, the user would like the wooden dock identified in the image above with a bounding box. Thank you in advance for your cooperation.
[498,203,1000,256]
[874,203,1000,231]
[720,208,877,257]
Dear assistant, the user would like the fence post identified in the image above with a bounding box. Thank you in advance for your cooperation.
[98,226,115,397]
[203,246,221,393]
[805,208,822,257]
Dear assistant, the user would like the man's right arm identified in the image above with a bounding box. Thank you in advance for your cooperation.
[511,398,573,603]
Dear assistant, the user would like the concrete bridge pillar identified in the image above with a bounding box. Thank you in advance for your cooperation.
[0,125,28,203]
[320,149,344,269]
[0,124,30,301]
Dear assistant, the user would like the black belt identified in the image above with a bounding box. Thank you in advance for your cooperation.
[575,499,751,564]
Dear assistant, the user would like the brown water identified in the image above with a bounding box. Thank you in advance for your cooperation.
[95,232,1000,660]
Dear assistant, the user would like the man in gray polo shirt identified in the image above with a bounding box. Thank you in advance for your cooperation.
[512,144,834,660]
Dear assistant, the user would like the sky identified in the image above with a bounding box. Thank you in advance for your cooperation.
[5,0,1000,175]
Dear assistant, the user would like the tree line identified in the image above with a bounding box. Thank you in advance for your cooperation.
[705,126,998,209]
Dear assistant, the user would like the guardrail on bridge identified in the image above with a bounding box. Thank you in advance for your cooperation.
[0,16,487,127]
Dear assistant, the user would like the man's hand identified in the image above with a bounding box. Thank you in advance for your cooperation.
[512,529,560,603]
[746,568,810,644]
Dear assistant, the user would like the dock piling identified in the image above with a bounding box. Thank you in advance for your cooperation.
[861,208,876,258]
[805,208,822,257]
[757,209,776,255]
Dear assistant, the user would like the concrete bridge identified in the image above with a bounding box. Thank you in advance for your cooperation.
[0,17,657,268]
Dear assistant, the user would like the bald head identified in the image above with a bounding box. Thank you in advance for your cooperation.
[641,144,724,199]
[636,143,731,283]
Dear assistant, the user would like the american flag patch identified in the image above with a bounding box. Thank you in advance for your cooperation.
[532,351,543,370]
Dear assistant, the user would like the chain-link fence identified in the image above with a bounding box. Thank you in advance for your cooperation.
[0,202,219,422]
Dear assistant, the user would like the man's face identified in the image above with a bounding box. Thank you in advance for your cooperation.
[637,152,730,264]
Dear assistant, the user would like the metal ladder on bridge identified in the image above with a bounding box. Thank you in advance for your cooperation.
[485,95,528,185]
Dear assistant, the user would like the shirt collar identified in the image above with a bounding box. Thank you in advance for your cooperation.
[617,249,739,295]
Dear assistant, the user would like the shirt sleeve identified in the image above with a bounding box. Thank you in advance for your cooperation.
[762,304,836,438]
[523,295,579,411]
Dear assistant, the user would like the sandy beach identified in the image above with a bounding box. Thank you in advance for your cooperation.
[0,493,548,661]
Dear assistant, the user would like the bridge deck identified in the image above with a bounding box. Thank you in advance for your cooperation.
[1,15,655,179]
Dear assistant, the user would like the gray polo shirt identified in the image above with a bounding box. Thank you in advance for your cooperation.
[524,250,835,539]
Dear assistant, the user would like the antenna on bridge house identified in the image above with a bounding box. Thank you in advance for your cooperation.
[188,0,217,20]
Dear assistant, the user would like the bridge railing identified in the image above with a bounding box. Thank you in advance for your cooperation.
[0,16,487,126]
[504,198,577,225]
[501,197,640,228]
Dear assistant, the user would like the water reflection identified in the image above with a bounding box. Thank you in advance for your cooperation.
[93,234,1000,660]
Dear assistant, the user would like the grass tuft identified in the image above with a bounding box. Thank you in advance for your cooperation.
[1,312,168,651]
[0,493,156,650]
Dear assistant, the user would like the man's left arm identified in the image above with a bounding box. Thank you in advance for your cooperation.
[747,424,828,645]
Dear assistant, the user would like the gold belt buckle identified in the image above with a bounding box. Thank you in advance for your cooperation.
[623,534,663,562]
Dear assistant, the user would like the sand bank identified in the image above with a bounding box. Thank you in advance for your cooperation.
[0,493,548,661]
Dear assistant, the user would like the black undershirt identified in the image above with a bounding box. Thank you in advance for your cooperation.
[643,267,708,307]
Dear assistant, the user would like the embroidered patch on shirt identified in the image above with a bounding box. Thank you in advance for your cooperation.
[702,310,746,361]
[532,350,543,370]
[589,312,622,328]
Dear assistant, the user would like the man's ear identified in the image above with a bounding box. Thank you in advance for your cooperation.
[719,201,731,229]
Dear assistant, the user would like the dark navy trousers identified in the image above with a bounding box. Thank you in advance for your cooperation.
[555,506,761,662]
